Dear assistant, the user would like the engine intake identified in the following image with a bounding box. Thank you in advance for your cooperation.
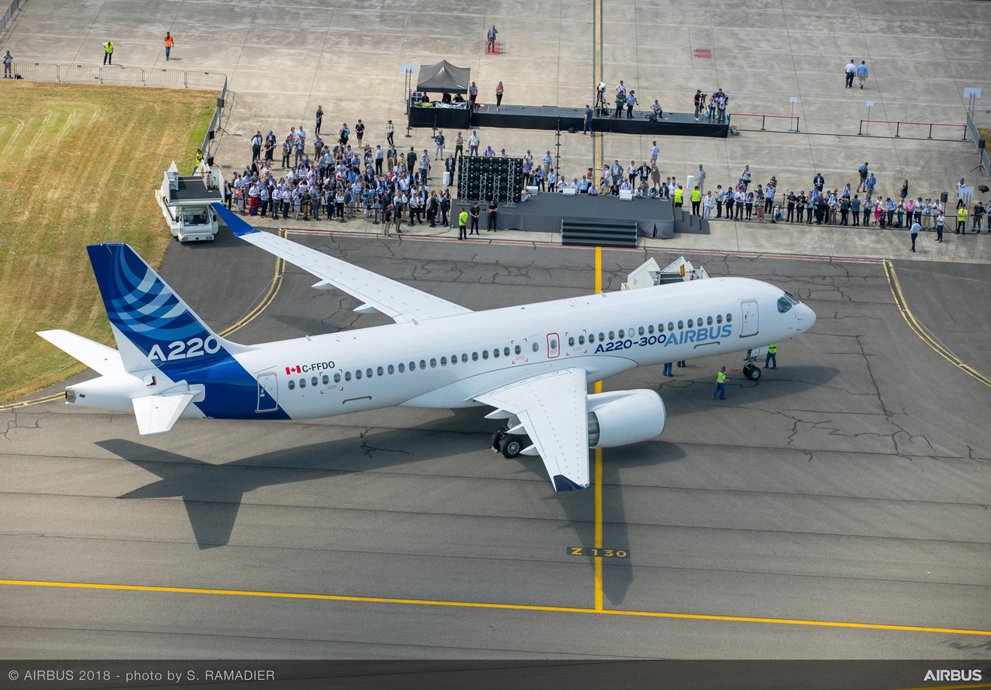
[587,389,666,448]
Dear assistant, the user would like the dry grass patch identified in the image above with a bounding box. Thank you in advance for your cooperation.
[0,81,215,401]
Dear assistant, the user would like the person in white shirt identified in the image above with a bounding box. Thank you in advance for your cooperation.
[844,59,856,88]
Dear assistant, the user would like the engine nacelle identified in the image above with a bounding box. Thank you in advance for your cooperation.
[587,389,666,448]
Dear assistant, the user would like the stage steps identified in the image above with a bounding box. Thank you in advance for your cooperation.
[672,208,709,234]
[561,217,638,248]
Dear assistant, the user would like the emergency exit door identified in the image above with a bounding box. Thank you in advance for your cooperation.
[740,300,759,337]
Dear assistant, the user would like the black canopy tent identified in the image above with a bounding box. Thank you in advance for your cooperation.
[415,59,471,94]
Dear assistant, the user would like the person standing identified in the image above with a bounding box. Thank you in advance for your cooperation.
[444,154,456,186]
[673,185,684,210]
[2,50,12,78]
[434,130,445,160]
[386,120,395,147]
[102,40,114,65]
[663,362,673,377]
[703,191,714,220]
[765,344,777,369]
[355,119,364,146]
[315,105,323,135]
[909,219,921,252]
[934,211,945,243]
[468,81,478,107]
[454,131,464,157]
[427,192,439,227]
[583,104,593,135]
[487,198,498,231]
[457,207,468,239]
[164,32,174,61]
[712,366,727,400]
[856,162,869,192]
[650,140,660,165]
[469,200,481,235]
[696,164,706,193]
[495,81,504,111]
[956,202,968,233]
[440,192,451,227]
[626,89,637,118]
[469,130,480,156]
[844,59,856,88]
[486,25,499,53]
[856,60,869,88]
[690,186,702,215]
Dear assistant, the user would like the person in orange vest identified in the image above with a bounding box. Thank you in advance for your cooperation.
[164,32,174,62]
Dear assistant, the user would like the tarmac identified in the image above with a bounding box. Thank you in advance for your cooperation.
[0,0,989,667]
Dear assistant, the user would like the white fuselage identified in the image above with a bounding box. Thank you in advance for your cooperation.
[226,277,813,421]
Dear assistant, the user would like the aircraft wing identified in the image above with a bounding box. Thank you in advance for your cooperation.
[212,203,472,323]
[37,330,124,376]
[475,367,590,492]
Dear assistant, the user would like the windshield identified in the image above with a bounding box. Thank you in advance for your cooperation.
[180,208,209,226]
[777,292,800,313]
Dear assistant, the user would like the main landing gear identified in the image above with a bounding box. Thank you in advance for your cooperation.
[491,427,525,458]
[742,349,762,382]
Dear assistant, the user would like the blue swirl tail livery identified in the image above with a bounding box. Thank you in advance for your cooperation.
[39,234,816,492]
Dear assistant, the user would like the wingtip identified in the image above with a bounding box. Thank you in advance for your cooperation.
[553,475,588,492]
[211,202,259,236]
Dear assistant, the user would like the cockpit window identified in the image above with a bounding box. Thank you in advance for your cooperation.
[777,292,800,313]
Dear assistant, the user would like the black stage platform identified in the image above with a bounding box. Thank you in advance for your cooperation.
[408,102,729,137]
[449,192,709,237]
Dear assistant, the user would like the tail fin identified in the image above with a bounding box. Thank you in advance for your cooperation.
[86,243,243,373]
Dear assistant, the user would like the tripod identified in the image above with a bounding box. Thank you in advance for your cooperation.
[595,88,608,117]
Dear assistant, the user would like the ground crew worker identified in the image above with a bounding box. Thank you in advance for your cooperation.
[663,362,673,377]
[690,186,702,215]
[673,185,684,209]
[164,32,174,61]
[766,343,777,369]
[956,203,968,234]
[458,208,468,240]
[103,40,114,65]
[712,366,727,400]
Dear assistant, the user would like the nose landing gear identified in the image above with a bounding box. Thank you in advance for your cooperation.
[743,348,763,381]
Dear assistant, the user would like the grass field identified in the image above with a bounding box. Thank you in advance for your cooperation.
[0,81,215,402]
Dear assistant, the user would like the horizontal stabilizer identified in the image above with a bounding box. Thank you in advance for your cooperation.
[37,330,124,376]
[131,391,197,435]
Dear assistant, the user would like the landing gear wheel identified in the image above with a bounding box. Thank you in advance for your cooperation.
[499,434,524,458]
[491,430,505,451]
[744,364,762,381]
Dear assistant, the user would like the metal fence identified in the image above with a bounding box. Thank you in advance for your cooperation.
[965,105,991,179]
[7,61,227,90]
[0,0,19,37]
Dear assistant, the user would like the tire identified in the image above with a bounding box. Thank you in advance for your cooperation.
[500,435,523,458]
[747,365,761,381]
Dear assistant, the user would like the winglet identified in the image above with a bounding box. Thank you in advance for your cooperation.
[212,202,259,236]
[553,475,586,492]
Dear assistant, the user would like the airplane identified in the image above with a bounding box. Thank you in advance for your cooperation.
[38,202,816,492]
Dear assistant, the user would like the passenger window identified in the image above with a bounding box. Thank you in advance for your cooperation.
[322,374,329,385]
[638,326,645,336]
[677,321,684,330]
[707,316,713,325]
[366,368,373,378]
[409,361,416,371]
[355,370,362,380]
[398,363,405,373]
[608,331,615,340]
[430,358,437,368]
[598,332,604,341]
[334,373,341,382]
[493,348,499,358]
[420,359,427,369]
[461,353,468,362]
[482,350,489,359]
[531,343,538,352]
[550,338,558,349]
[726,313,732,322]
[311,376,318,387]
[618,329,625,338]
[300,378,307,388]
[578,335,585,345]
[687,319,694,328]
[716,314,723,324]
[648,325,654,334]
[567,337,574,347]
[441,356,448,366]
[588,333,595,343]
[345,371,352,381]
[288,379,296,390]
[377,366,384,376]
[504,347,510,357]
[473,351,480,360]
[667,322,674,331]
[387,364,394,374]
[514,345,521,355]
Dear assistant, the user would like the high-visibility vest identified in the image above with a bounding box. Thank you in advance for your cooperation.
[674,188,683,204]
[104,41,113,54]
[164,35,173,48]
[958,207,968,221]
[716,371,726,384]
[768,343,777,354]
[691,189,701,202]
[458,210,468,227]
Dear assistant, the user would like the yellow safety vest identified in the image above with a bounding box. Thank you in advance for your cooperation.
[768,343,777,354]
[958,207,968,221]
[674,188,683,203]
[716,371,726,384]
[458,210,468,227]
[104,42,113,54]
[691,189,701,202]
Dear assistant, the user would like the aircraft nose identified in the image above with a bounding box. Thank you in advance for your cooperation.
[800,304,816,329]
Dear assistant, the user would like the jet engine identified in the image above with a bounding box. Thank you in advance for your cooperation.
[587,389,666,448]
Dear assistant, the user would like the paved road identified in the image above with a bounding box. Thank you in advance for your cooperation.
[2,233,988,659]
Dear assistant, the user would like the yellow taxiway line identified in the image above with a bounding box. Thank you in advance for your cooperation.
[593,245,604,611]
[2,579,989,637]
[884,259,990,388]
